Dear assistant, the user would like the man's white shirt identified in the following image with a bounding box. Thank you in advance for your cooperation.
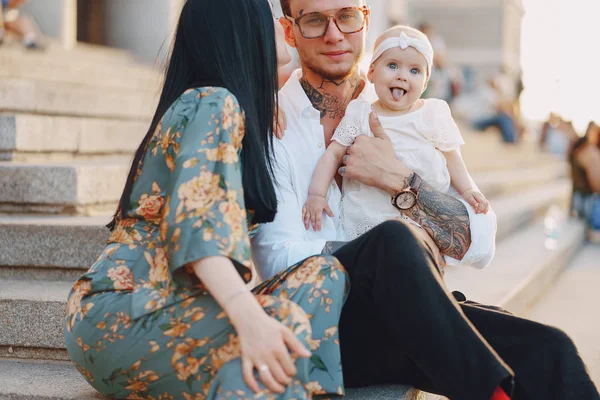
[251,70,497,280]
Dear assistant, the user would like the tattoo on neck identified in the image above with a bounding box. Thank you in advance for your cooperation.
[318,77,348,88]
[300,73,362,120]
[403,179,472,260]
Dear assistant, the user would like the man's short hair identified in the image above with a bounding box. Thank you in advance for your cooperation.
[280,0,291,16]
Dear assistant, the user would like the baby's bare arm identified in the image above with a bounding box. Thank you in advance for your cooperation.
[308,141,347,197]
[443,149,475,195]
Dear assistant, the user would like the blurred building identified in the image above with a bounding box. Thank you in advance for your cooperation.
[403,0,524,84]
[19,0,522,82]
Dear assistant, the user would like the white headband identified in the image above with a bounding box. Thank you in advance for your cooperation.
[370,31,434,77]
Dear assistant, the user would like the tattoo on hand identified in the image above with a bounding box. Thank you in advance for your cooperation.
[300,73,361,120]
[322,241,347,255]
[404,180,472,260]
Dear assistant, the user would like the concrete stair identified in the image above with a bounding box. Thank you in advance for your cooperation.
[523,245,600,386]
[445,217,587,315]
[0,46,160,91]
[0,161,127,214]
[0,114,145,162]
[0,359,106,400]
[0,157,568,215]
[0,78,155,119]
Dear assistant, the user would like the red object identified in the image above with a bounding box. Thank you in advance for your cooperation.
[491,386,511,400]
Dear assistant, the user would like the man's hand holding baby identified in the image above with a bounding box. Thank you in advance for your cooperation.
[339,112,413,195]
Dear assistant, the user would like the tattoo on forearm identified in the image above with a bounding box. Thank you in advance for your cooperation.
[299,73,361,120]
[322,241,347,255]
[404,180,472,260]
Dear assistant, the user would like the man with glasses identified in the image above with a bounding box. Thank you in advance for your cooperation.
[251,1,600,399]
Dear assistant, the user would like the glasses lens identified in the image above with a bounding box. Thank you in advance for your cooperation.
[335,8,364,33]
[298,13,329,38]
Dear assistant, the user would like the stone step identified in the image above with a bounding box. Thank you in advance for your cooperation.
[0,359,106,399]
[0,36,140,66]
[492,179,570,240]
[0,78,155,119]
[0,359,442,400]
[0,179,571,282]
[0,161,127,214]
[472,162,567,198]
[0,114,146,162]
[524,244,600,386]
[0,215,110,281]
[0,47,160,91]
[445,217,587,315]
[0,156,566,215]
[0,280,70,359]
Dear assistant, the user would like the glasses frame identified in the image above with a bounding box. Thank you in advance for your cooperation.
[284,6,370,39]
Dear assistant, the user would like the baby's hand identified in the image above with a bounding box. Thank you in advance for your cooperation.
[302,194,334,231]
[462,189,490,214]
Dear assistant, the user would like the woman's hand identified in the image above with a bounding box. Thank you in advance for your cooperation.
[191,257,310,394]
[230,300,312,394]
[274,105,287,139]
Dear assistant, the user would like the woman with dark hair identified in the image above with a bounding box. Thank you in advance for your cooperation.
[570,121,600,237]
[63,1,348,398]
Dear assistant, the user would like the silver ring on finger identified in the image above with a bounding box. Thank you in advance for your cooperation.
[258,364,269,373]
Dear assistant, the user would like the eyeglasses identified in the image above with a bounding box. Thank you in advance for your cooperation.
[285,6,369,39]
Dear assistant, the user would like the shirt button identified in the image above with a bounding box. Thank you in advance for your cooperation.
[317,142,323,148]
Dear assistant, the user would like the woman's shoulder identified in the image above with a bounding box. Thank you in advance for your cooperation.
[178,86,240,110]
[165,86,243,130]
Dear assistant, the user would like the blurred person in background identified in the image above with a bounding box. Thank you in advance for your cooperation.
[419,22,464,103]
[0,0,43,49]
[570,121,600,239]
[471,77,519,143]
[539,112,579,156]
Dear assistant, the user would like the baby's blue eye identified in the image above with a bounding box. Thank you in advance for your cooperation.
[410,68,420,75]
[388,63,398,70]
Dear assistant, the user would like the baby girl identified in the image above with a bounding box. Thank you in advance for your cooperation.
[303,25,489,240]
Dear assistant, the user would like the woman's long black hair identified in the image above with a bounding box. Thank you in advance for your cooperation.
[108,0,279,230]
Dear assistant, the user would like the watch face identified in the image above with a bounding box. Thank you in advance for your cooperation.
[395,192,417,210]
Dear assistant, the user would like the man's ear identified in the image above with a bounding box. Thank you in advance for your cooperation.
[367,64,375,83]
[279,17,297,48]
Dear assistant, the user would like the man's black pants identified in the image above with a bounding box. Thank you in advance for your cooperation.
[333,221,599,400]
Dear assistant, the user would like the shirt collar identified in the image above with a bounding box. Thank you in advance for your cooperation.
[280,69,376,118]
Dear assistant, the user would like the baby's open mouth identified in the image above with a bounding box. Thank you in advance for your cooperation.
[391,88,406,101]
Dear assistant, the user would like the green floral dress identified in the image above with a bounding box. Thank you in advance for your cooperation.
[64,87,350,400]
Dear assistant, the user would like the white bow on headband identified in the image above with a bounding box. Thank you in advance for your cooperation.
[370,31,434,77]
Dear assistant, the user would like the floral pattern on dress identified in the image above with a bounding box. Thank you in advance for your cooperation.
[64,87,349,399]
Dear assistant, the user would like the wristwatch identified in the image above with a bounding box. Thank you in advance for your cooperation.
[391,173,422,210]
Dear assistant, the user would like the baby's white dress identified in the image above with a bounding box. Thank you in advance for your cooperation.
[333,98,465,240]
